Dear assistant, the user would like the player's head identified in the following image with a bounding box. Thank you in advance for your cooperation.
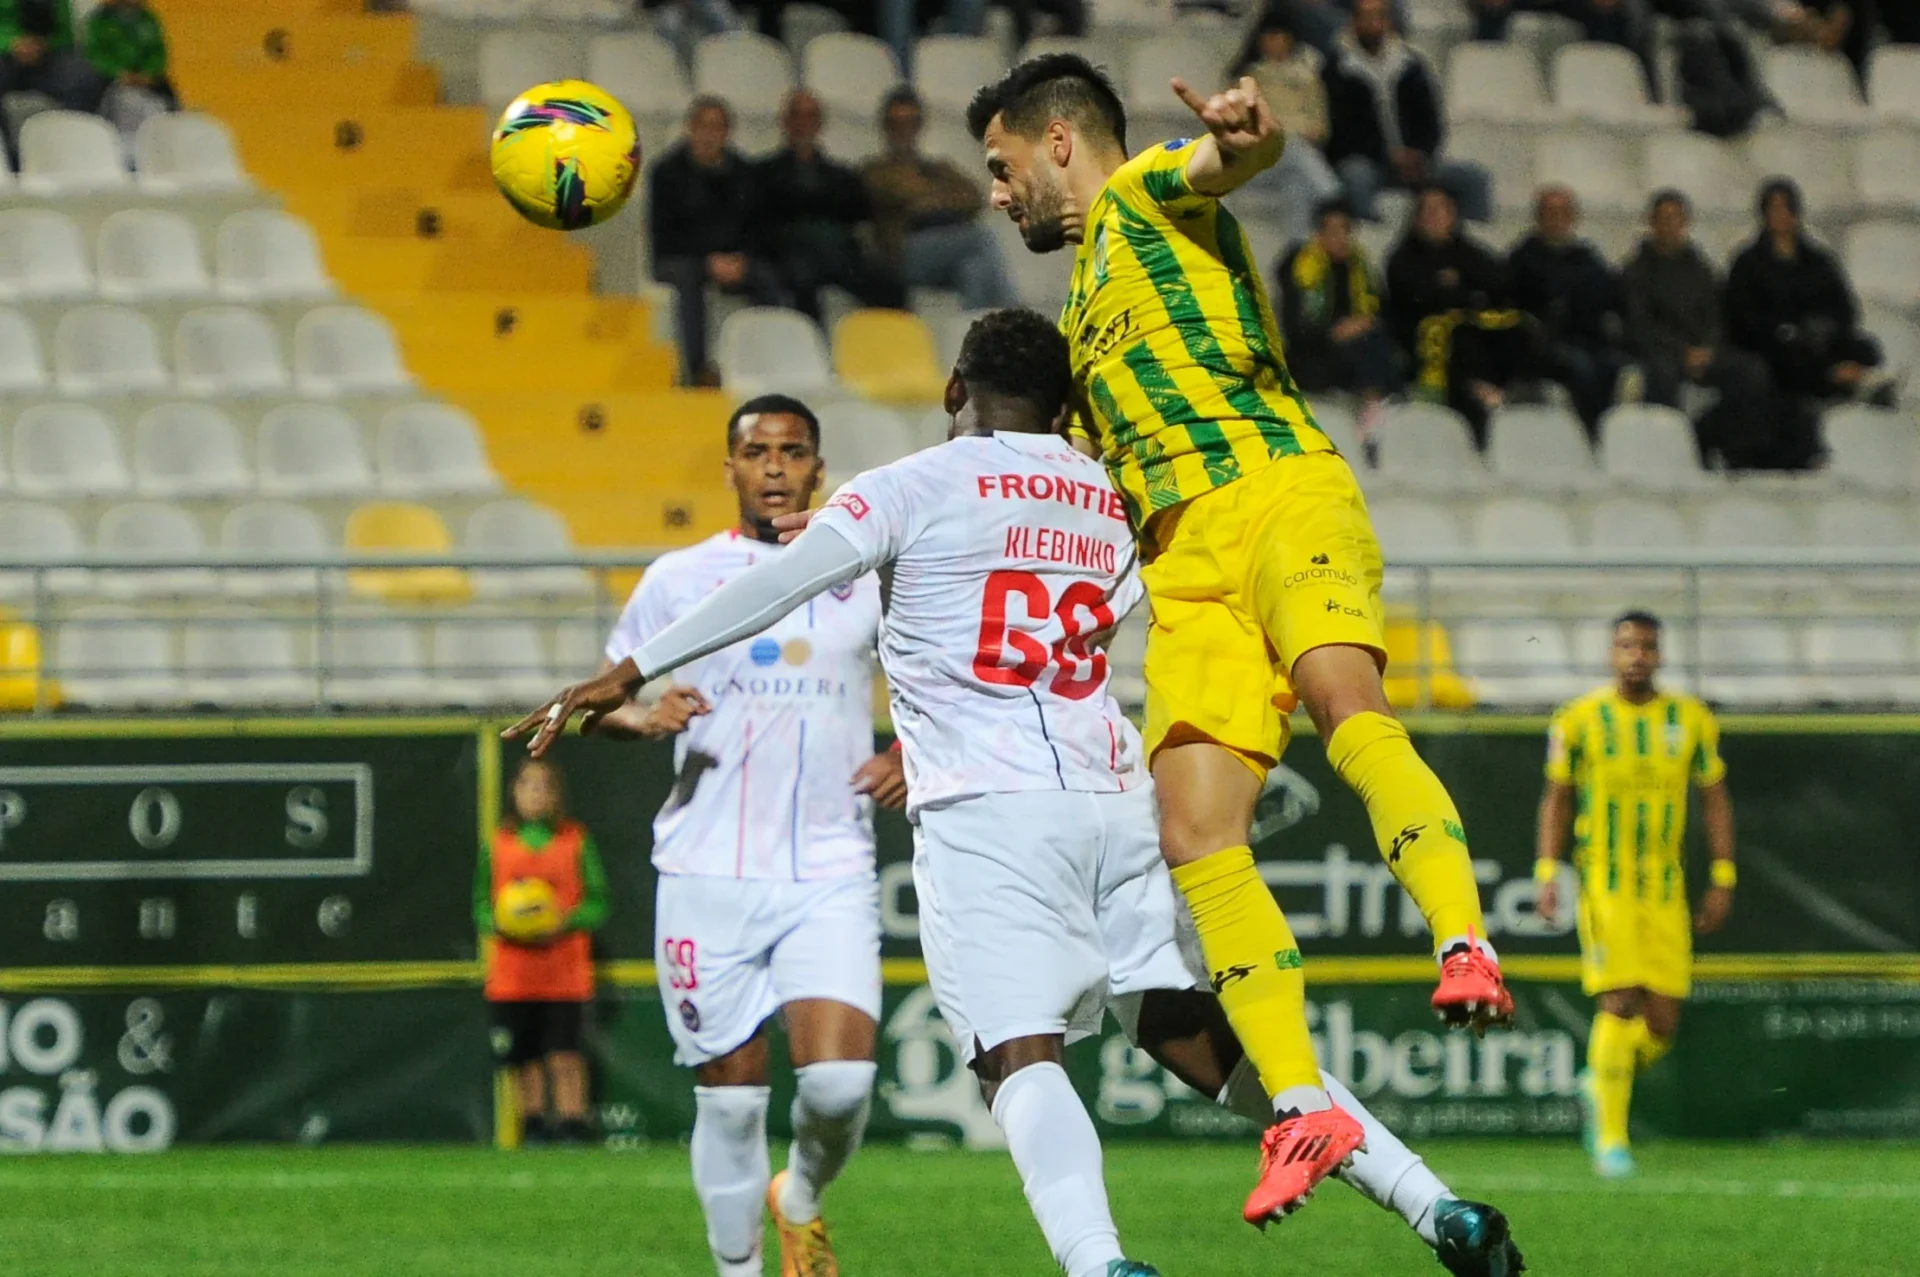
[724,394,824,541]
[1611,610,1662,693]
[967,53,1127,253]
[945,308,1075,438]
[507,758,567,829]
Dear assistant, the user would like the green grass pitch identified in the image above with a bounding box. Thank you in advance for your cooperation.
[6,1140,1919,1275]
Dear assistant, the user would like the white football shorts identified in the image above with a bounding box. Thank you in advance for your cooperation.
[654,871,883,1066]
[912,785,1205,1063]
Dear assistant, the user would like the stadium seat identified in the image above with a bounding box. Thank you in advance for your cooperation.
[1854,129,1920,213]
[214,211,334,303]
[0,307,47,392]
[1372,403,1487,491]
[803,32,901,125]
[1698,494,1802,550]
[781,2,849,52]
[293,307,411,397]
[817,401,922,480]
[1473,496,1578,552]
[344,501,471,603]
[323,618,440,707]
[1587,495,1693,549]
[219,501,338,599]
[551,616,609,676]
[1805,621,1920,704]
[0,502,86,599]
[694,32,796,121]
[1746,128,1855,217]
[1844,221,1920,311]
[1308,399,1362,459]
[1859,306,1920,405]
[1552,42,1681,127]
[1534,131,1641,214]
[1381,614,1476,709]
[133,403,253,498]
[133,112,249,195]
[93,501,221,600]
[431,619,554,706]
[586,32,691,117]
[12,403,131,498]
[53,305,167,396]
[1641,132,1753,218]
[257,404,377,498]
[96,210,212,301]
[1810,495,1911,547]
[1762,47,1868,129]
[19,111,129,195]
[914,35,1004,113]
[832,310,947,405]
[1455,618,1584,706]
[934,308,989,375]
[1868,45,1920,124]
[1822,404,1920,493]
[465,499,595,600]
[174,307,292,397]
[1369,496,1466,559]
[1447,42,1551,122]
[55,607,183,708]
[1597,405,1710,491]
[1467,496,1580,603]
[377,403,503,497]
[1123,35,1229,135]
[1486,405,1599,492]
[1448,124,1535,217]
[183,609,311,708]
[1697,619,1808,705]
[717,307,835,398]
[478,30,583,113]
[0,208,91,300]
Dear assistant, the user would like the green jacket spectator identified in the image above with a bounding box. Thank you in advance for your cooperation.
[0,0,76,53]
[86,0,168,81]
[0,0,107,123]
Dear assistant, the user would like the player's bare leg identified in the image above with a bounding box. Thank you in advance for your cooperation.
[512,1061,549,1144]
[1587,987,1677,1178]
[546,1049,592,1142]
[693,1033,775,1277]
[768,999,878,1277]
[1292,643,1512,1031]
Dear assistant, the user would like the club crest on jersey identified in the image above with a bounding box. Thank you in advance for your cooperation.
[1666,721,1683,752]
[830,582,855,601]
[1092,225,1110,286]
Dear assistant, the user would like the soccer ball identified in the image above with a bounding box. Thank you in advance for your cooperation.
[490,80,640,231]
[495,877,562,943]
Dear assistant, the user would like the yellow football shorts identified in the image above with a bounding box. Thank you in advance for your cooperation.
[1138,450,1386,774]
[1577,882,1694,999]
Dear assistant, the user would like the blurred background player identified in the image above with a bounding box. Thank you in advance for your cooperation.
[591,393,905,1277]
[475,757,609,1147]
[964,54,1509,1221]
[1535,611,1737,1179]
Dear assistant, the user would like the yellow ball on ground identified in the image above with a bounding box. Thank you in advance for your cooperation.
[490,79,640,231]
[495,877,562,943]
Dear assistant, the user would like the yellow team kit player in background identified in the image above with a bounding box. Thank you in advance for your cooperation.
[966,52,1512,1223]
[1537,611,1737,1180]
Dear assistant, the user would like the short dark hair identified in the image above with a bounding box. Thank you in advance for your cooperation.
[955,308,1074,421]
[1613,610,1662,633]
[881,84,922,116]
[727,393,820,451]
[966,53,1127,152]
[1758,176,1802,219]
[501,757,569,832]
[1315,196,1354,227]
[1648,188,1689,217]
[686,94,732,126]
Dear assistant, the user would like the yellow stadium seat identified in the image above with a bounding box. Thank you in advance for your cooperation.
[345,501,471,603]
[1382,614,1476,710]
[0,620,53,710]
[833,310,949,405]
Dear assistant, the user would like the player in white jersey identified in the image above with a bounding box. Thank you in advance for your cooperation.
[513,313,1523,1277]
[588,394,905,1277]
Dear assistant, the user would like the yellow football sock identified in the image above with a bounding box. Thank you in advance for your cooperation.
[1326,711,1486,950]
[1169,846,1322,1101]
[1630,1018,1674,1073]
[1590,1011,1637,1151]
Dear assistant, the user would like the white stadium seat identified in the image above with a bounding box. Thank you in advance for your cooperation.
[1587,496,1693,550]
[0,209,92,300]
[432,619,554,706]
[1447,42,1550,122]
[1369,497,1466,558]
[1845,221,1920,311]
[56,607,183,708]
[1868,45,1920,124]
[293,306,411,397]
[96,210,212,301]
[694,32,796,121]
[464,499,594,600]
[0,502,87,600]
[378,403,502,497]
[93,501,221,600]
[324,618,440,707]
[818,401,921,480]
[1854,129,1920,213]
[1697,619,1808,705]
[53,305,168,396]
[1455,618,1584,706]
[718,307,835,398]
[174,306,291,397]
[1308,400,1362,459]
[1598,405,1709,491]
[133,403,253,498]
[1762,47,1868,129]
[804,32,901,125]
[1373,403,1487,491]
[1553,42,1680,127]
[914,35,1005,113]
[1535,131,1641,214]
[1473,496,1578,552]
[1123,35,1228,137]
[478,30,583,113]
[257,403,377,497]
[134,112,249,194]
[1822,405,1920,493]
[19,111,129,195]
[215,211,333,302]
[1746,128,1855,217]
[1697,494,1802,550]
[1448,124,1536,217]
[0,307,48,392]
[219,501,338,599]
[1805,621,1920,704]
[1486,405,1599,492]
[587,32,691,117]
[1810,496,1911,547]
[1859,306,1920,405]
[183,610,312,707]
[12,403,131,498]
[1641,132,1753,218]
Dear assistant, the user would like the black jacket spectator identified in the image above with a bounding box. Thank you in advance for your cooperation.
[1724,233,1878,400]
[1322,31,1443,170]
[1620,237,1723,374]
[1508,188,1626,434]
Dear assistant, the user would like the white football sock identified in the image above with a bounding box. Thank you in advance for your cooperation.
[692,1084,771,1274]
[990,1062,1126,1277]
[779,1059,876,1226]
[1321,1071,1450,1247]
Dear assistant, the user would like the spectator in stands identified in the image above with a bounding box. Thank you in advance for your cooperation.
[1466,0,1659,97]
[1725,178,1884,456]
[1762,0,1874,81]
[1324,0,1493,224]
[85,0,176,154]
[1233,9,1344,246]
[1277,198,1395,454]
[861,87,1014,311]
[756,88,905,323]
[1386,183,1532,444]
[0,0,106,143]
[1507,185,1626,439]
[648,96,782,387]
[1620,189,1782,469]
[649,0,743,70]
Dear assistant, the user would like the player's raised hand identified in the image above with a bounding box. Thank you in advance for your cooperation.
[504,656,646,757]
[852,750,908,810]
[773,508,816,544]
[1171,75,1282,166]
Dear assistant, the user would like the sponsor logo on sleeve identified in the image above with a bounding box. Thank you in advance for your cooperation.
[824,491,870,520]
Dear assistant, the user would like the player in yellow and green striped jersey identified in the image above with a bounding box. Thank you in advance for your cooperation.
[1537,610,1738,1180]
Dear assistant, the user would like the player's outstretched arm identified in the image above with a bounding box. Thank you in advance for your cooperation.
[1172,75,1286,197]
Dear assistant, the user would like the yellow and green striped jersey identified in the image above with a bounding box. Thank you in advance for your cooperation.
[1060,137,1333,529]
[1545,687,1727,901]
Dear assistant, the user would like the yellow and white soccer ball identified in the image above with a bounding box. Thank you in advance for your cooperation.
[495,877,562,943]
[490,79,640,231]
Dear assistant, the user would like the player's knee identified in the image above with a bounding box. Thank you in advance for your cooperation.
[1597,989,1644,1019]
[794,1059,877,1121]
[1643,1001,1682,1039]
[693,1084,771,1142]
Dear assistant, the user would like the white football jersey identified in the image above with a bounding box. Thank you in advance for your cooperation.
[607,530,883,881]
[812,430,1146,816]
